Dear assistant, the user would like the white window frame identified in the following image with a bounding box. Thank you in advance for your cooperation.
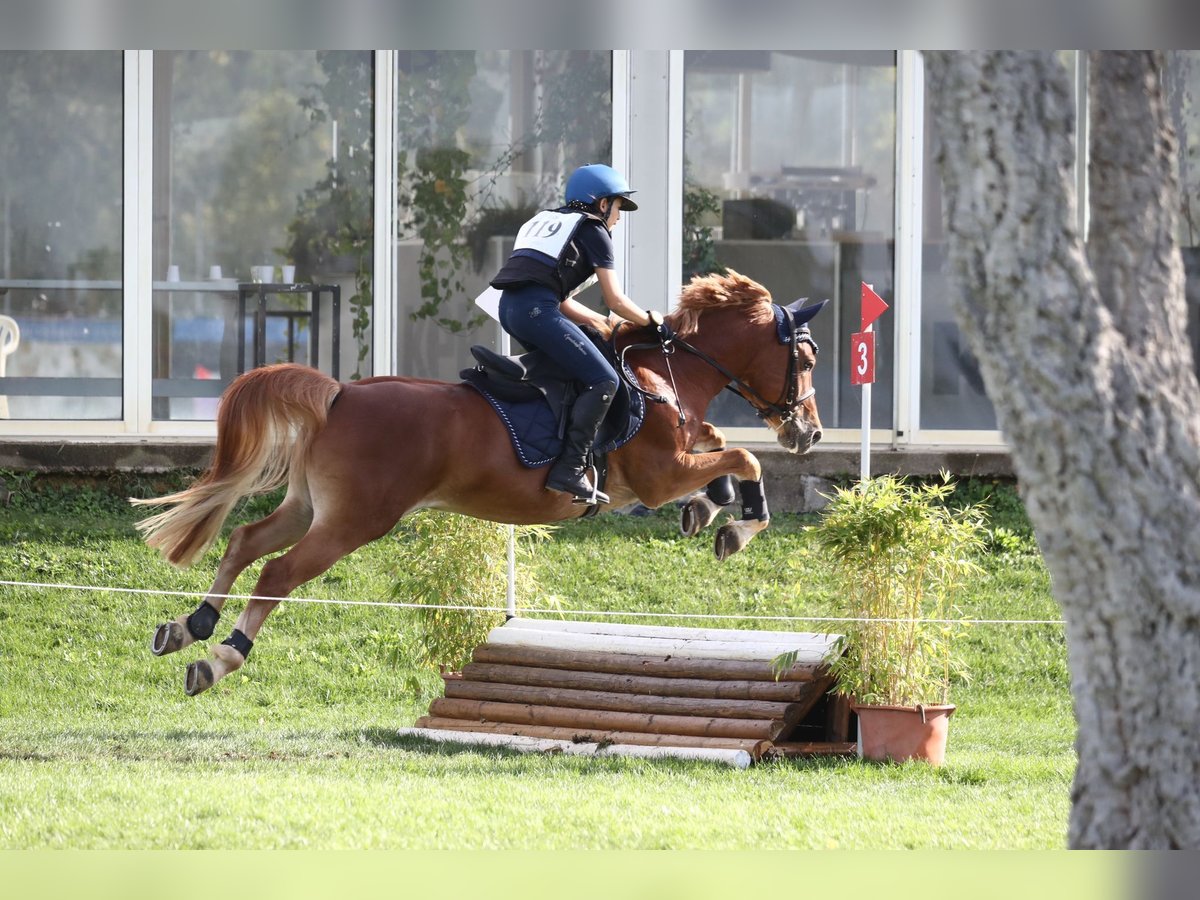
[4,50,145,437]
[6,50,1050,450]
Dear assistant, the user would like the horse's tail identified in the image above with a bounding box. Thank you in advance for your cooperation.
[132,364,341,568]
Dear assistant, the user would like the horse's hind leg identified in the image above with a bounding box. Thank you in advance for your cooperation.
[183,519,382,696]
[151,486,313,657]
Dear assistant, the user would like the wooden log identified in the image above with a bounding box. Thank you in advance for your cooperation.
[442,679,802,722]
[413,716,768,756]
[399,727,755,769]
[825,692,853,743]
[766,741,857,758]
[504,617,842,646]
[427,697,788,741]
[471,643,823,682]
[485,624,836,663]
[458,662,814,702]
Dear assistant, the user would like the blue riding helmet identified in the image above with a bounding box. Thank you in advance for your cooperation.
[565,164,639,211]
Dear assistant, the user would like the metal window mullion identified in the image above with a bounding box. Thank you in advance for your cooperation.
[611,50,631,294]
[373,51,396,377]
[666,50,684,307]
[1075,51,1089,240]
[125,50,154,434]
[893,50,923,448]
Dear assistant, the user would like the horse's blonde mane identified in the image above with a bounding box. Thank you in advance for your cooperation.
[669,269,775,338]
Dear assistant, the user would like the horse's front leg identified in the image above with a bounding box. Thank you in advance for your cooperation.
[680,422,737,538]
[634,443,771,561]
[712,476,771,562]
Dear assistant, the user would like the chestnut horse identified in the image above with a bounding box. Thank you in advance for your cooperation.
[134,270,826,695]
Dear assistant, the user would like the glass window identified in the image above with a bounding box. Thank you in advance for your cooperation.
[1166,51,1200,378]
[682,51,897,430]
[393,51,612,379]
[918,64,998,431]
[152,51,373,420]
[0,52,123,421]
[919,54,1079,433]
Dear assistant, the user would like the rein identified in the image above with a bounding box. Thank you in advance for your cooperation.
[614,305,819,429]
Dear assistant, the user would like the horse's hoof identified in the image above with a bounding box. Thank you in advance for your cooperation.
[682,495,722,538]
[185,660,214,696]
[714,523,747,561]
[681,502,700,537]
[152,621,186,656]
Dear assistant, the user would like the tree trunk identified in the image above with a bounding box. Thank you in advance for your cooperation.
[925,50,1200,848]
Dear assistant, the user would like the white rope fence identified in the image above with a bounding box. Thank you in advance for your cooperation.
[0,578,1067,626]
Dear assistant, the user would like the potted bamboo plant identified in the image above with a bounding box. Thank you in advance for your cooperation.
[798,473,987,765]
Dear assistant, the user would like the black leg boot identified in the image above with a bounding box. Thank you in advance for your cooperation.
[546,380,617,504]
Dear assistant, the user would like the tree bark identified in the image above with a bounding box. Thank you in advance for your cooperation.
[925,50,1200,848]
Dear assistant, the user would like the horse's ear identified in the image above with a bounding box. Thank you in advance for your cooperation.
[786,298,829,327]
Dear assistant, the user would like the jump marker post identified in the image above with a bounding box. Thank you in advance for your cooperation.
[851,283,889,488]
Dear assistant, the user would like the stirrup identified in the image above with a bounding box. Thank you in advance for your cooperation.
[571,483,611,506]
[547,463,609,506]
[573,463,610,506]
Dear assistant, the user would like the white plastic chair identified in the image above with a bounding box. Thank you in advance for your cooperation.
[0,314,20,418]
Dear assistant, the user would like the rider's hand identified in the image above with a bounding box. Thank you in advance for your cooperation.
[648,310,675,344]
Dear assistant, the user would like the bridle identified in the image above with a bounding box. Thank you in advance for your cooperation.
[617,303,821,429]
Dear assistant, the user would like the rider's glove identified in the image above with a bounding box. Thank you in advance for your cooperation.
[648,310,675,344]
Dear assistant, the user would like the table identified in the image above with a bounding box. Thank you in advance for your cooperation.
[236,282,341,379]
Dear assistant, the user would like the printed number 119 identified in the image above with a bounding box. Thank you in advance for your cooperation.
[521,217,562,238]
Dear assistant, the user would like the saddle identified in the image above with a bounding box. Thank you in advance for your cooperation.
[460,327,646,470]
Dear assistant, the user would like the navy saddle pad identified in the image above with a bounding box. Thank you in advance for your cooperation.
[460,330,647,468]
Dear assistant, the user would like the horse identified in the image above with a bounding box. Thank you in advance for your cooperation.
[133,269,827,696]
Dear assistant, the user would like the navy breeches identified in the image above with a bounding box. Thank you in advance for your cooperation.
[498,284,618,388]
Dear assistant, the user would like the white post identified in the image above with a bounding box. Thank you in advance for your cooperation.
[860,324,872,488]
[860,281,875,490]
[499,324,517,618]
[506,524,516,618]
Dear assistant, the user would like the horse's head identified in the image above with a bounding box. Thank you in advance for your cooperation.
[757,297,828,454]
[673,270,828,454]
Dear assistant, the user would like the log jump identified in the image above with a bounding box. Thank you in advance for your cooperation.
[398,618,856,767]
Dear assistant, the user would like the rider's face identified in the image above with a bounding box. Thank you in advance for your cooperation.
[601,197,622,229]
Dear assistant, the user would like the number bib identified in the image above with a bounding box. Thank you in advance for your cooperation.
[513,210,585,261]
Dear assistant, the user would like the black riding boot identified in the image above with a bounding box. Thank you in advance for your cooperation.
[546,380,617,505]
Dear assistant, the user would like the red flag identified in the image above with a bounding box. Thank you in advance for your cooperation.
[861,282,889,331]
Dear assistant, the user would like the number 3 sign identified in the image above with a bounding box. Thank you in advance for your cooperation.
[850,331,875,386]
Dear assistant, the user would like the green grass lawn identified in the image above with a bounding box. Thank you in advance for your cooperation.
[0,476,1074,849]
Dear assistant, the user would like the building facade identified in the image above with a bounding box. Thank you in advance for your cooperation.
[1,51,1198,459]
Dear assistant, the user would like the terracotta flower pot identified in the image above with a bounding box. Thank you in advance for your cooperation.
[851,703,956,766]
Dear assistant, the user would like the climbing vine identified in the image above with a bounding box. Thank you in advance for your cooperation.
[285,51,374,379]
[288,51,615,349]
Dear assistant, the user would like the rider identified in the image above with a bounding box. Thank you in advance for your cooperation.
[490,164,667,505]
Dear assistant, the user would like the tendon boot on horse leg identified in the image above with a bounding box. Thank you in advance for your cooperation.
[185,629,253,696]
[545,380,617,505]
[149,496,314,657]
[681,475,737,537]
[151,599,223,656]
[714,478,770,561]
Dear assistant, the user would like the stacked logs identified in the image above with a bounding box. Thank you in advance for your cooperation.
[409,618,850,763]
